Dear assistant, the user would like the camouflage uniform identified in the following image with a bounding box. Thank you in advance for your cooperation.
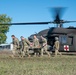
[12,37,20,57]
[54,37,61,56]
[33,37,40,56]
[41,37,50,57]
[33,38,39,48]
[21,38,30,57]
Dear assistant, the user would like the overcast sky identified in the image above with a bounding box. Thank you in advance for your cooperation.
[0,0,76,43]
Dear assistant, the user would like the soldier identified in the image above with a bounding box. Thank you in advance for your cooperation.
[33,35,40,56]
[11,35,20,57]
[54,37,62,56]
[20,36,31,57]
[40,36,50,57]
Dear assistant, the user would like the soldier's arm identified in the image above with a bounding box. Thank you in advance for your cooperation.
[21,41,24,50]
[57,41,60,50]
[16,39,20,47]
[43,39,47,46]
[54,42,56,48]
[26,39,31,45]
[55,42,58,49]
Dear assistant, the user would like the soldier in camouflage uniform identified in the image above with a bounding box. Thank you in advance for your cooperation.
[41,36,50,57]
[54,37,62,56]
[33,35,40,56]
[20,36,31,57]
[11,35,20,57]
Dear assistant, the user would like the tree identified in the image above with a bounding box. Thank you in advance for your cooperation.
[0,14,12,44]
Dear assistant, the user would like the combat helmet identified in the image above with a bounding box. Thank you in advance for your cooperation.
[55,37,59,41]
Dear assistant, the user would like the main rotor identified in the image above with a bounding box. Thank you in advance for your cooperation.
[0,7,76,27]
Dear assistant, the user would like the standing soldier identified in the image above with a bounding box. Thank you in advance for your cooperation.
[33,35,40,56]
[54,37,61,56]
[41,36,50,57]
[20,36,31,57]
[11,35,20,57]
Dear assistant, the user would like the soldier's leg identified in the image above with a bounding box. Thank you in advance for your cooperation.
[57,50,62,55]
[34,48,40,57]
[41,48,44,56]
[22,47,26,57]
[12,50,15,57]
[17,49,22,57]
[55,49,58,56]
[37,49,41,56]
[34,48,37,57]
[34,49,37,57]
[26,47,30,57]
[19,48,23,57]
[12,45,17,57]
[22,51,25,57]
[44,46,50,57]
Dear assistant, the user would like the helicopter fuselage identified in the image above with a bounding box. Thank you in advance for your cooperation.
[47,27,76,52]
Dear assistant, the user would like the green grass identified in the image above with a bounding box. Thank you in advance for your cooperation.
[0,54,76,75]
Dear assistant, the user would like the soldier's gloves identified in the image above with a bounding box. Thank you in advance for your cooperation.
[43,44,46,47]
[30,43,33,46]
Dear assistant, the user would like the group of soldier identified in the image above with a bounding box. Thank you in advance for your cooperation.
[11,35,61,58]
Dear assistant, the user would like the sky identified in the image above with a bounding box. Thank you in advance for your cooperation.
[0,0,76,43]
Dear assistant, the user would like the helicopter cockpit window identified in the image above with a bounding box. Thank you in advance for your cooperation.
[59,36,67,44]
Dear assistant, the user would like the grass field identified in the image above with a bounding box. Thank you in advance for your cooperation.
[0,50,76,75]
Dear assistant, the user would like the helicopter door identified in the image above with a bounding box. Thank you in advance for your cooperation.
[59,35,68,51]
[67,36,74,51]
[47,36,55,47]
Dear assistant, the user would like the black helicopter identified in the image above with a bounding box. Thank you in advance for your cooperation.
[1,7,76,52]
[28,7,76,52]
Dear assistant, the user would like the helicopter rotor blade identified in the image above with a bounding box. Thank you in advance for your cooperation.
[63,21,76,23]
[0,21,54,25]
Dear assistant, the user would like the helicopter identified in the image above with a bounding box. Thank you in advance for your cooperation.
[1,7,76,53]
[28,7,76,53]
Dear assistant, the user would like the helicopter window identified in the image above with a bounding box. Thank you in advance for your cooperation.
[68,36,73,45]
[59,36,67,44]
